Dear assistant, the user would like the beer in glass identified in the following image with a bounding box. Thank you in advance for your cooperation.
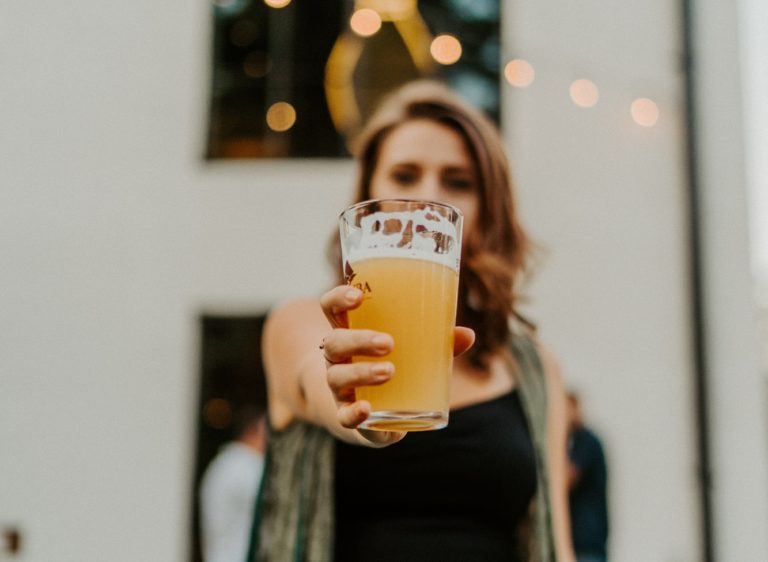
[338,199,463,431]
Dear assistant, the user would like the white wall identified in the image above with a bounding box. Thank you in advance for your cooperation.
[504,2,699,561]
[693,0,768,559]
[0,3,351,560]
[1,1,764,561]
[742,0,768,281]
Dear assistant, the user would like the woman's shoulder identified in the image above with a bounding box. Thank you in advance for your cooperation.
[532,337,562,376]
[507,311,556,361]
[508,318,564,391]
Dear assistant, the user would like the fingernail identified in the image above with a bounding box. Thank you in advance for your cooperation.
[357,402,370,419]
[346,288,362,303]
[371,362,392,378]
[371,334,392,350]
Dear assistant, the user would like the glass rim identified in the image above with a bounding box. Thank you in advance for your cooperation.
[338,198,463,222]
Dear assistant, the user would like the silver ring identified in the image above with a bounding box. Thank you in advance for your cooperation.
[319,341,337,365]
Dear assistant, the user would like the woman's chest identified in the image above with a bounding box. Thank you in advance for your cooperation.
[335,390,537,523]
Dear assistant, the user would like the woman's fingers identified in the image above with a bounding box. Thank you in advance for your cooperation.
[320,286,472,444]
[337,400,371,428]
[359,427,407,446]
[320,286,363,328]
[453,326,475,357]
[337,400,406,446]
[327,361,393,397]
[321,329,394,365]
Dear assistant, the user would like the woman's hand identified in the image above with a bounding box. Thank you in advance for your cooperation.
[319,285,400,446]
[319,285,475,447]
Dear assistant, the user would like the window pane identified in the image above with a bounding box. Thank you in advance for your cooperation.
[206,0,501,159]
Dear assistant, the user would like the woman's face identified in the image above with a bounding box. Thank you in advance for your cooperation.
[368,119,480,236]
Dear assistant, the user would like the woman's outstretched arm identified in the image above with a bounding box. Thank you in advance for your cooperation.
[262,285,474,447]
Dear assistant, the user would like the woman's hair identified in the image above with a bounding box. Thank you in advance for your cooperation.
[339,80,533,368]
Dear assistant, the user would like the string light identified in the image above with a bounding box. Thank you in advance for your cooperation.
[350,8,382,37]
[504,63,660,129]
[203,398,232,429]
[266,102,297,132]
[504,59,535,88]
[570,79,599,108]
[631,98,659,127]
[430,34,462,65]
[243,51,272,78]
[264,0,291,8]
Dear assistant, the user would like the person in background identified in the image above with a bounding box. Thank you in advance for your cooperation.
[200,405,266,562]
[253,80,575,561]
[566,391,609,562]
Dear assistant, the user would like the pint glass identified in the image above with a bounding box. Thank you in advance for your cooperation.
[338,199,463,431]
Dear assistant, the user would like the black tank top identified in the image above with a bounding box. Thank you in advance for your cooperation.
[334,389,537,561]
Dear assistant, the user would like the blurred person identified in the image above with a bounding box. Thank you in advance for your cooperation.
[251,80,575,561]
[200,406,266,562]
[566,392,609,562]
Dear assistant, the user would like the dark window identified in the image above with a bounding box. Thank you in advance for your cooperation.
[206,0,501,159]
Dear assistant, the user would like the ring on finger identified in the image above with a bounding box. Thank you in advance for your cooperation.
[319,340,338,365]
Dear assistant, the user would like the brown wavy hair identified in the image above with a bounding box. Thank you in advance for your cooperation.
[337,80,533,368]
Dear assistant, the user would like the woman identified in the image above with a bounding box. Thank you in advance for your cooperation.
[252,81,574,561]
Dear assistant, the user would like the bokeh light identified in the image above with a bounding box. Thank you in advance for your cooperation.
[212,0,248,16]
[243,51,272,78]
[266,102,297,132]
[631,98,660,127]
[430,34,462,65]
[504,59,535,88]
[203,398,232,429]
[570,79,599,108]
[371,0,418,21]
[264,0,291,8]
[350,8,382,37]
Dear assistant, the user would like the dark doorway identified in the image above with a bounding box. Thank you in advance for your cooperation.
[190,314,269,562]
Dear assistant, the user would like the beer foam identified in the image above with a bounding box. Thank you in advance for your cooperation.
[345,208,461,270]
